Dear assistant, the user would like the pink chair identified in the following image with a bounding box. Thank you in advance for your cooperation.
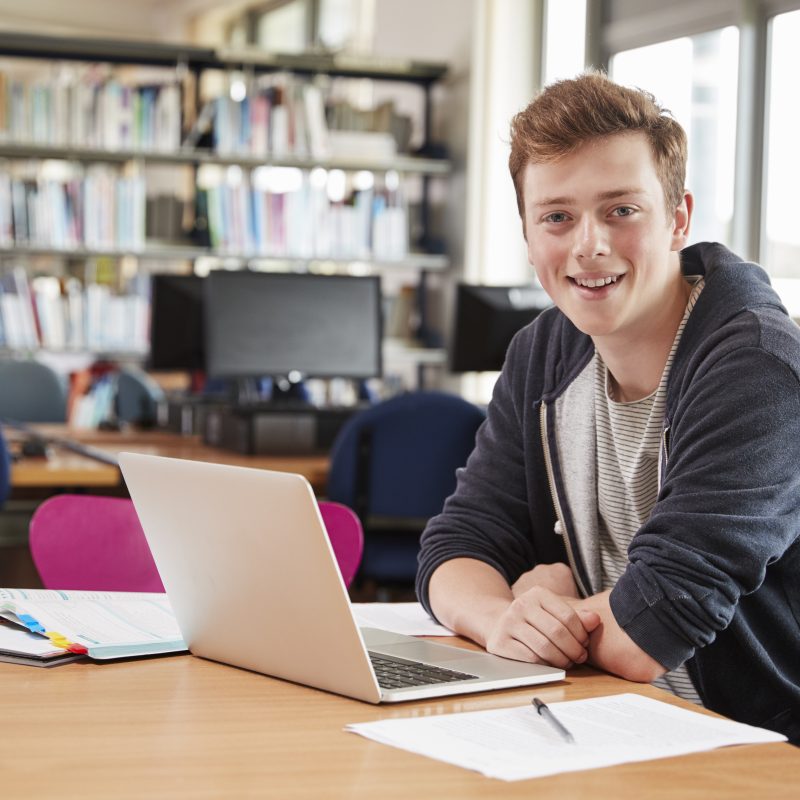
[318,501,364,587]
[29,494,364,591]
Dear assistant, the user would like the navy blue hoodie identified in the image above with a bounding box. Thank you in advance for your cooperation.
[417,243,800,743]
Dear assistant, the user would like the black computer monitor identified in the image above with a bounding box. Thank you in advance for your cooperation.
[148,274,206,371]
[450,283,552,372]
[204,271,383,381]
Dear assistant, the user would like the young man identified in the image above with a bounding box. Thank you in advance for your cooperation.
[416,72,800,743]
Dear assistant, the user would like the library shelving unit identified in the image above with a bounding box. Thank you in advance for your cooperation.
[0,31,451,380]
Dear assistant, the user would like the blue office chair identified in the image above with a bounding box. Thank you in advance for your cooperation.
[115,367,165,426]
[0,425,10,509]
[327,391,486,593]
[0,359,68,423]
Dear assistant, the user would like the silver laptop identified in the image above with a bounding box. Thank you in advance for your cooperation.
[119,452,564,703]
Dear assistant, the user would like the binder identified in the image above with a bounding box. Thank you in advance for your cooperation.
[0,588,186,660]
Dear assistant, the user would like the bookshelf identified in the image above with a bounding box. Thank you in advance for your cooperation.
[0,142,451,174]
[0,31,451,381]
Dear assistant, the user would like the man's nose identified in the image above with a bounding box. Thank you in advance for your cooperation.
[571,216,610,260]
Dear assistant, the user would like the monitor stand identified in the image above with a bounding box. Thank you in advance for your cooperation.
[230,376,311,411]
[202,377,371,455]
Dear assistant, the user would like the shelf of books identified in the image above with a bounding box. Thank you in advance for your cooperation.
[0,143,451,175]
[0,245,448,271]
[0,264,447,363]
[0,32,447,84]
[0,160,446,265]
[0,32,451,382]
[0,266,148,355]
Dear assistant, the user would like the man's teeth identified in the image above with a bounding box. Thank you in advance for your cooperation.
[574,275,619,288]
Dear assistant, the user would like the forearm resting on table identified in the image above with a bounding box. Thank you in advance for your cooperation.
[570,590,666,683]
[429,559,667,681]
[427,558,514,648]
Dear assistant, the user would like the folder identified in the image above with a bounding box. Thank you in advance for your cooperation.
[0,588,186,660]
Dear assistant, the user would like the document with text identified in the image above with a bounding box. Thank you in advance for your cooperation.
[346,693,787,781]
[0,588,186,659]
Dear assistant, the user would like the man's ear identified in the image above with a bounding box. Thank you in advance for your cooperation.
[670,190,693,251]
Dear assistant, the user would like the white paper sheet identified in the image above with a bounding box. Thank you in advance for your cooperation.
[351,602,455,636]
[346,693,787,781]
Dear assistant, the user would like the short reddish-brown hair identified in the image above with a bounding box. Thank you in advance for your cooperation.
[509,71,687,224]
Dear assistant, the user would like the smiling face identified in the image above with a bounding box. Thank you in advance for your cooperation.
[522,132,692,351]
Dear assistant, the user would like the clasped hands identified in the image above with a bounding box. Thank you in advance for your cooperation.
[483,563,601,669]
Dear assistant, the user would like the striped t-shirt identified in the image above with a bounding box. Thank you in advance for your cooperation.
[594,278,705,705]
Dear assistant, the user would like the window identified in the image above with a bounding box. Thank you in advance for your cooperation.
[543,0,587,83]
[610,27,739,247]
[598,0,800,316]
[763,9,800,280]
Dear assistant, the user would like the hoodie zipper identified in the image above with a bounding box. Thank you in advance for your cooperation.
[658,424,671,489]
[539,401,589,598]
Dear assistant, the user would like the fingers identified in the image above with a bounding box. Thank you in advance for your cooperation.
[486,587,592,669]
[577,608,601,632]
[485,633,548,664]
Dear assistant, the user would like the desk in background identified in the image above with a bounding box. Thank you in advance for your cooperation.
[1,641,797,799]
[1,425,330,587]
[7,425,330,494]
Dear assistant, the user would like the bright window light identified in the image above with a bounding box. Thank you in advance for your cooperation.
[764,9,800,279]
[543,0,587,83]
[611,28,739,247]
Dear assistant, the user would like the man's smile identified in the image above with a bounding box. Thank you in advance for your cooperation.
[568,274,623,288]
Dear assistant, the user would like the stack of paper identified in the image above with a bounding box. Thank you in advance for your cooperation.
[0,588,186,663]
[0,618,84,667]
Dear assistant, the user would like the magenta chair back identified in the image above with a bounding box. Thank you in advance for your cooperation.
[318,502,364,586]
[29,495,364,591]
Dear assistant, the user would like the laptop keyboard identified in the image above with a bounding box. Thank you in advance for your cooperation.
[369,652,479,690]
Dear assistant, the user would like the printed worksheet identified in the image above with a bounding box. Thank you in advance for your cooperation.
[346,693,787,781]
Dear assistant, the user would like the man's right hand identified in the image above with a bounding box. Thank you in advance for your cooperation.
[428,558,600,669]
[483,585,600,668]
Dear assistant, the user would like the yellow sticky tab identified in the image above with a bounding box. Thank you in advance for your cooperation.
[44,631,73,650]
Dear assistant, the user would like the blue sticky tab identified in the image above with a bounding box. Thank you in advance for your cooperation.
[18,613,46,634]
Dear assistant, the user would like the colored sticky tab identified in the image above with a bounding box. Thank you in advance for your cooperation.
[18,613,46,634]
[67,643,89,655]
[44,630,76,651]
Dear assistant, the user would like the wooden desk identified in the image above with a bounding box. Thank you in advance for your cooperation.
[1,647,797,799]
[8,425,330,495]
[2,424,330,588]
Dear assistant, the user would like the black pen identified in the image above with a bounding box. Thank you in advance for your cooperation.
[532,697,575,744]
